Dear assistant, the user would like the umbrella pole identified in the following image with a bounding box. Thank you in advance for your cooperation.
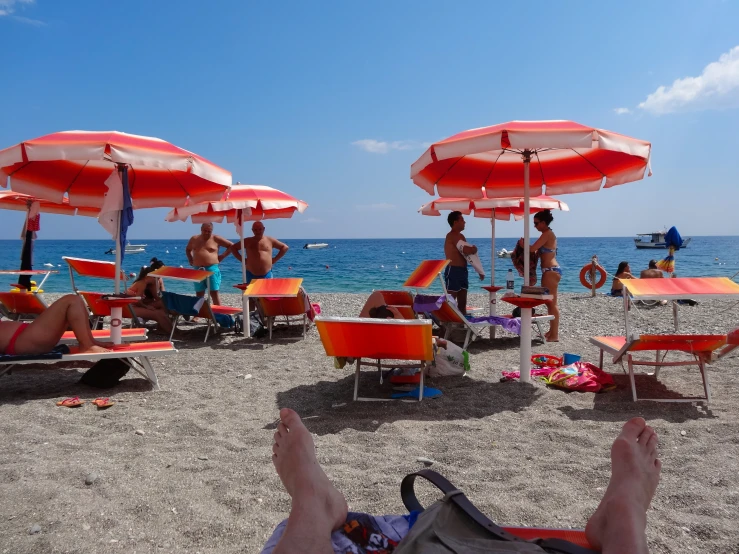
[520,152,532,383]
[489,211,497,339]
[111,209,123,345]
[239,210,250,338]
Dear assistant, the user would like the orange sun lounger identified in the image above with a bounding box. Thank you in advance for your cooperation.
[0,291,49,320]
[63,257,136,329]
[0,341,176,390]
[316,316,434,401]
[590,331,739,404]
[359,290,416,319]
[242,278,312,340]
[149,266,243,342]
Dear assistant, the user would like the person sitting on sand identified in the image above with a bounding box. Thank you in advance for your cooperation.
[229,221,289,285]
[611,261,634,297]
[640,260,663,279]
[264,410,660,554]
[126,258,173,335]
[0,295,112,355]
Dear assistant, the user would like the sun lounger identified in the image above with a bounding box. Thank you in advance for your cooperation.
[63,257,137,328]
[359,290,416,319]
[590,333,738,403]
[253,279,314,339]
[149,267,242,342]
[58,328,148,344]
[0,341,176,390]
[315,316,434,401]
[0,290,49,320]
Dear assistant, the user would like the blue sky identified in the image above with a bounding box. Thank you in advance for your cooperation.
[1,0,738,241]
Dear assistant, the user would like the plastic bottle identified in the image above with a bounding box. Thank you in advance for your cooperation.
[506,269,515,292]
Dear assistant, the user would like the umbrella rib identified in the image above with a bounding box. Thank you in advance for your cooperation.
[432,156,465,189]
[167,169,191,203]
[567,148,606,178]
[533,151,547,188]
[481,150,505,191]
[64,160,90,196]
[6,160,31,178]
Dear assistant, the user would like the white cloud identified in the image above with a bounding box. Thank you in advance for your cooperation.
[639,45,739,114]
[351,139,429,154]
[613,107,631,115]
[0,0,34,14]
[355,203,397,211]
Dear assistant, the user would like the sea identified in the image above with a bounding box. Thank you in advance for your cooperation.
[0,237,737,295]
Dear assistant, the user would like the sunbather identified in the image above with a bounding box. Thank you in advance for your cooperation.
[126,258,173,334]
[611,261,634,297]
[0,294,112,355]
[265,410,660,554]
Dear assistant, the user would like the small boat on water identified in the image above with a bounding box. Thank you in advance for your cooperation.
[105,245,146,255]
[127,242,148,248]
[634,231,691,249]
[304,243,328,250]
[497,248,513,258]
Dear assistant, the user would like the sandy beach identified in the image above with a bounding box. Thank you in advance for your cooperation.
[1,291,738,553]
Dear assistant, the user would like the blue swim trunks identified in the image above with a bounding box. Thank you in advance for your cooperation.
[444,265,469,292]
[194,264,222,293]
[245,269,273,285]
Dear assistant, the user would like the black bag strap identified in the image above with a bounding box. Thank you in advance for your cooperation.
[400,470,599,554]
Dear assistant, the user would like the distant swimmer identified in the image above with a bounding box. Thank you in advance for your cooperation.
[288,266,293,270]
[325,265,329,269]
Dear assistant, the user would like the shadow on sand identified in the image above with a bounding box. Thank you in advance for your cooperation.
[270,372,543,435]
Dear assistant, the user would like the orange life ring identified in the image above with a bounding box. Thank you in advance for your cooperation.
[580,263,607,289]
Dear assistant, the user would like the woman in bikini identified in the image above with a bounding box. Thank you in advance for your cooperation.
[526,209,561,341]
[611,261,634,297]
[125,258,172,335]
[0,295,112,356]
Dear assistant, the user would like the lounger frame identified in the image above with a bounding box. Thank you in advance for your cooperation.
[0,341,176,390]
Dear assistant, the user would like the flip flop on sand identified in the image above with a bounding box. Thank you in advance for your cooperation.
[56,397,84,408]
[91,397,115,409]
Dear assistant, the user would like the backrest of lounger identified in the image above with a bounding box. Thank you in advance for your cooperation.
[403,260,450,289]
[0,292,46,315]
[429,299,466,324]
[243,277,303,297]
[378,290,414,306]
[359,290,416,319]
[64,257,126,281]
[259,289,307,317]
[316,317,433,361]
[149,266,214,283]
[78,291,113,317]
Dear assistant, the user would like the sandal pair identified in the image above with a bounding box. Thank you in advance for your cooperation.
[56,397,115,409]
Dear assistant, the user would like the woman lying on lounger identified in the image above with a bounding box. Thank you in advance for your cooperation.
[0,295,112,355]
[126,258,173,335]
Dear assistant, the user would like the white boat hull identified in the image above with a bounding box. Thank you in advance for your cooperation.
[304,243,328,249]
[634,237,691,249]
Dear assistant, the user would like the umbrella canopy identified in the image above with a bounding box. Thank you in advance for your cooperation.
[166,184,308,223]
[0,191,98,288]
[0,130,231,209]
[419,194,569,221]
[0,130,231,302]
[165,184,308,309]
[411,120,651,382]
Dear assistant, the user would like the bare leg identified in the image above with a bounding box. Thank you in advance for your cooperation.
[132,306,173,334]
[210,290,221,306]
[14,295,112,355]
[272,408,348,554]
[585,418,661,554]
[541,271,560,341]
[456,289,468,315]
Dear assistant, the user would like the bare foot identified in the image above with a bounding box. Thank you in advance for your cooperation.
[585,418,661,554]
[273,408,348,534]
[79,344,111,354]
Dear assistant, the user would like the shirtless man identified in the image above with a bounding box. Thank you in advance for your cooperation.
[0,295,111,355]
[230,222,289,285]
[265,411,661,554]
[443,211,479,315]
[185,223,233,305]
[640,260,664,279]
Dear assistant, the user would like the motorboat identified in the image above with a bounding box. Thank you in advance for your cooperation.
[105,245,146,255]
[634,231,691,249]
[127,242,148,248]
[303,243,329,249]
[497,248,513,258]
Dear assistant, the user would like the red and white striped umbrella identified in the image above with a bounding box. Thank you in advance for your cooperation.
[165,184,308,291]
[419,194,569,221]
[0,190,91,216]
[411,120,651,382]
[0,130,231,209]
[166,183,307,223]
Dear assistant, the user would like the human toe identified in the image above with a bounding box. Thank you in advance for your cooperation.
[621,417,647,440]
[279,408,301,429]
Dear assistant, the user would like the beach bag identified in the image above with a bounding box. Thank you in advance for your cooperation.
[395,470,598,554]
[249,310,267,339]
[428,341,469,378]
[79,358,130,388]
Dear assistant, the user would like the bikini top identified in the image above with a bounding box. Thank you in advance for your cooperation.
[539,246,557,255]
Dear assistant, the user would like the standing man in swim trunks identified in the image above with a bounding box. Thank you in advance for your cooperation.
[443,211,478,315]
[230,221,289,284]
[185,223,234,306]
